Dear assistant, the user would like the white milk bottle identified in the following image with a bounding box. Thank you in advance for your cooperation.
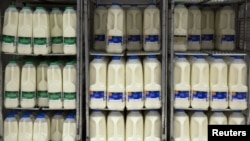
[209,111,227,125]
[174,110,190,141]
[51,111,64,141]
[107,56,125,110]
[63,61,76,109]
[143,3,161,51]
[107,111,125,141]
[18,114,33,141]
[143,55,161,109]
[190,111,208,141]
[90,110,106,141]
[33,7,51,55]
[33,113,49,141]
[187,5,201,50]
[126,111,143,141]
[174,3,188,51]
[191,55,209,109]
[228,111,246,125]
[21,61,36,108]
[17,6,33,54]
[50,8,63,54]
[228,56,248,110]
[62,114,77,141]
[63,7,77,54]
[2,5,19,53]
[89,55,107,109]
[174,55,191,109]
[48,62,63,109]
[216,5,235,51]
[94,4,107,51]
[144,110,161,141]
[4,113,18,141]
[210,56,229,110]
[106,3,126,53]
[201,5,214,50]
[126,56,144,110]
[4,60,20,108]
[37,61,49,107]
[126,4,142,51]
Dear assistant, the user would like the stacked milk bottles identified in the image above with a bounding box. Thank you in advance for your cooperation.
[144,110,161,141]
[107,111,125,141]
[209,111,227,125]
[2,5,19,53]
[18,113,33,141]
[174,3,188,51]
[143,55,161,108]
[94,4,108,51]
[174,55,191,109]
[190,111,208,141]
[210,56,228,109]
[126,4,142,51]
[4,113,18,141]
[228,111,246,125]
[62,114,77,141]
[143,3,161,51]
[107,56,125,110]
[37,61,49,107]
[126,111,143,141]
[33,113,49,141]
[126,56,144,110]
[4,60,20,108]
[228,56,248,110]
[174,110,190,141]
[187,5,201,50]
[51,111,65,141]
[106,3,126,53]
[89,56,107,109]
[90,110,106,141]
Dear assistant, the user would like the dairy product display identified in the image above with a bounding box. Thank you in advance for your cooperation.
[228,111,246,125]
[62,114,77,141]
[174,110,190,141]
[4,113,18,141]
[33,113,49,141]
[190,111,208,141]
[209,111,227,125]
[90,110,106,141]
[37,61,49,107]
[144,110,161,141]
[126,111,143,141]
[107,111,125,141]
[51,111,64,141]
[201,6,214,50]
[18,113,33,141]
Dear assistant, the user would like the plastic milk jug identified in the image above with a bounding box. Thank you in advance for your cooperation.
[90,110,106,141]
[37,61,49,107]
[209,111,227,125]
[187,5,201,50]
[174,110,190,141]
[51,111,64,141]
[126,4,142,51]
[18,114,33,141]
[144,110,161,141]
[190,111,208,141]
[228,111,246,125]
[33,114,49,141]
[94,4,108,51]
[63,7,77,54]
[106,3,126,53]
[21,61,36,108]
[107,111,125,141]
[174,3,188,51]
[143,3,161,51]
[2,5,19,53]
[201,6,214,50]
[126,111,143,141]
[126,56,144,110]
[228,56,248,110]
[17,6,33,54]
[174,55,191,109]
[4,113,18,141]
[107,56,125,110]
[62,114,77,141]
[50,8,63,53]
[143,55,161,109]
[4,60,20,108]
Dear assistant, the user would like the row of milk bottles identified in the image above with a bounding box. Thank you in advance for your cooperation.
[94,3,161,52]
[90,110,161,141]
[174,110,246,141]
[2,5,77,54]
[89,55,161,110]
[4,60,77,109]
[174,3,235,51]
[174,55,248,110]
[4,111,77,141]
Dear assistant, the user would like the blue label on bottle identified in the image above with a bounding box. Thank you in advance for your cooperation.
[107,36,123,45]
[212,92,228,101]
[94,35,105,41]
[127,35,141,43]
[108,92,123,101]
[188,35,201,42]
[90,91,105,100]
[174,91,190,100]
[145,35,159,44]
[128,92,143,101]
[231,92,247,101]
[145,91,161,100]
[202,34,214,41]
[192,91,208,101]
[221,35,235,42]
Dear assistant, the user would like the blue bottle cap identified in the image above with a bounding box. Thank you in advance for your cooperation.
[176,55,186,58]
[148,55,157,59]
[112,2,120,6]
[129,55,138,59]
[112,56,121,60]
[94,55,103,59]
[194,55,205,59]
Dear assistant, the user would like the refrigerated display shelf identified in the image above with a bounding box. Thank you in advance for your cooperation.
[4,107,76,110]
[174,51,209,56]
[2,52,76,56]
[89,50,125,56]
[204,50,248,56]
[126,50,162,56]
[89,107,162,111]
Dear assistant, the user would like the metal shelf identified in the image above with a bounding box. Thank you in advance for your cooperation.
[172,0,245,4]
[4,107,76,110]
[89,50,125,56]
[2,52,76,56]
[174,107,247,111]
[174,51,209,56]
[126,50,162,56]
[204,50,248,56]
[89,107,162,111]
[90,0,161,5]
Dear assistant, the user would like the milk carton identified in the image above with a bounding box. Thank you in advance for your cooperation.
[51,111,64,141]
[18,114,33,141]
[187,5,201,50]
[4,60,20,108]
[228,56,248,110]
[63,7,77,54]
[90,110,106,141]
[21,61,36,108]
[107,56,125,110]
[62,114,77,141]
[201,6,214,50]
[126,56,144,110]
[2,5,19,53]
[106,3,126,53]
[94,4,108,51]
[89,56,107,109]
[143,55,161,109]
[126,111,143,141]
[174,3,188,51]
[126,4,142,51]
[50,8,63,53]
[17,6,33,54]
[33,113,49,141]
[228,111,246,125]
[174,55,191,109]
[209,111,227,125]
[143,3,161,51]
[37,61,49,107]
[144,110,161,141]
[33,7,51,55]
[107,111,125,141]
[174,110,190,141]
[190,111,208,141]
[4,113,18,141]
